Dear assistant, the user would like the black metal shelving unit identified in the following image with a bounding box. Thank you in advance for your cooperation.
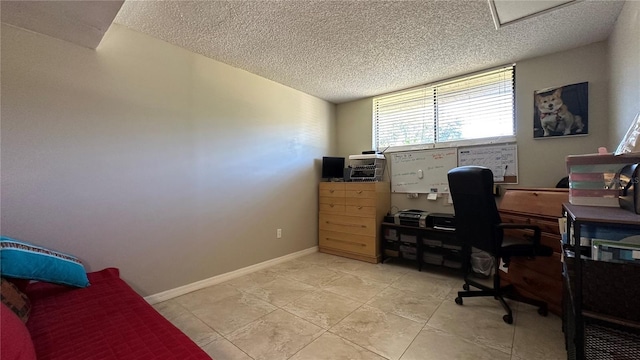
[562,203,640,360]
[380,222,463,272]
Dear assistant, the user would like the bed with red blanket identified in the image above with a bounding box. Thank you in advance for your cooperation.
[23,268,211,360]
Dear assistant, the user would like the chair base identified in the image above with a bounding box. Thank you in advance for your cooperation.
[455,277,548,324]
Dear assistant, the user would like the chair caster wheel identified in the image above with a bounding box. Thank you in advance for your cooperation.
[462,284,470,291]
[455,297,463,305]
[503,314,513,324]
[538,307,548,316]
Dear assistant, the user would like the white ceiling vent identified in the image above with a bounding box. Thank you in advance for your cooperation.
[488,0,580,29]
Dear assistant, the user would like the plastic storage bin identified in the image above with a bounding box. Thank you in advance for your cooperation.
[566,153,640,207]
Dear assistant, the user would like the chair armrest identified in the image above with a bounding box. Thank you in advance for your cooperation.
[497,223,541,246]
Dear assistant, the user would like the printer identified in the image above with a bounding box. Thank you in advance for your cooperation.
[427,213,456,230]
[393,209,429,228]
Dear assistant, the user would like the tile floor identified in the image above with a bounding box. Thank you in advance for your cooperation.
[154,252,567,360]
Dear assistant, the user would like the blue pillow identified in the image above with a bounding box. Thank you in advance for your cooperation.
[0,236,89,288]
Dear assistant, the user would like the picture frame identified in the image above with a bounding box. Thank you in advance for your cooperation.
[533,82,588,139]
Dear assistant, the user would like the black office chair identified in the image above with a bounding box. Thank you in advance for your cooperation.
[447,166,552,324]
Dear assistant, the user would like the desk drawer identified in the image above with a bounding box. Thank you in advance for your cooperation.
[319,182,345,198]
[319,203,346,214]
[320,196,345,205]
[345,205,376,217]
[319,196,346,214]
[345,190,375,199]
[345,197,375,207]
[345,183,377,192]
[503,229,561,253]
[319,188,345,198]
[500,189,567,218]
[509,263,562,306]
[510,252,562,279]
[501,213,561,235]
[319,230,376,256]
[319,213,376,236]
[501,213,561,252]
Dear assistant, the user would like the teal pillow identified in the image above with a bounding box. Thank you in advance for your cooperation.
[0,236,89,288]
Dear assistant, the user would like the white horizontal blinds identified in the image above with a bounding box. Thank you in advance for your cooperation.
[374,86,435,150]
[436,66,515,142]
[373,65,515,150]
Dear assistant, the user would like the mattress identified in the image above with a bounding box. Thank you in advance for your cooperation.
[25,268,211,360]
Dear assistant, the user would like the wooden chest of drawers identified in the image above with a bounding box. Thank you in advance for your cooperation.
[318,182,390,263]
[499,188,568,315]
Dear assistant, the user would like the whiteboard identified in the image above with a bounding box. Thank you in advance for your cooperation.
[457,143,518,183]
[390,149,458,193]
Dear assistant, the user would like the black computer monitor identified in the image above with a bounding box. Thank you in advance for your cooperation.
[321,157,345,180]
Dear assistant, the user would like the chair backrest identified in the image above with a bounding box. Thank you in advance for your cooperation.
[447,166,502,254]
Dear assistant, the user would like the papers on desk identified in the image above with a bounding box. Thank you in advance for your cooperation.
[433,226,455,231]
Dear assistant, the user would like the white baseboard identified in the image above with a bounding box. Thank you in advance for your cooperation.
[144,246,318,305]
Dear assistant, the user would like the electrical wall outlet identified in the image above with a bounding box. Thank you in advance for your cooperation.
[277,229,282,238]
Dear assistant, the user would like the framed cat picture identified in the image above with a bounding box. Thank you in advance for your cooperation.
[533,82,588,139]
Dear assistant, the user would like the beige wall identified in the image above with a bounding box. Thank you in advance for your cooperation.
[336,41,609,213]
[608,0,640,149]
[336,98,374,157]
[515,42,609,186]
[0,24,335,296]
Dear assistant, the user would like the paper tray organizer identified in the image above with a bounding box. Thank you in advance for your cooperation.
[348,154,385,182]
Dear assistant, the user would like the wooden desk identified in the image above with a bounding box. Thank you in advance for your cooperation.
[498,188,568,315]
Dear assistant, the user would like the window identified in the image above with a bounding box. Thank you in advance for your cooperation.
[373,65,515,151]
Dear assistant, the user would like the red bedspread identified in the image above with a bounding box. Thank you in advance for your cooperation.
[25,268,211,360]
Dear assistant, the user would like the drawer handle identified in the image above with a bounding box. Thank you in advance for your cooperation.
[357,206,363,210]
[326,238,366,247]
[329,190,335,193]
[329,204,334,208]
[326,221,366,228]
[357,190,363,194]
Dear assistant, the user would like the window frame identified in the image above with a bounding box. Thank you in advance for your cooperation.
[373,64,516,153]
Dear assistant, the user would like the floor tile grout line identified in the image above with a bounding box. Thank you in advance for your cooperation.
[217,271,332,360]
[320,261,403,359]
[420,296,446,331]
[160,298,223,348]
[283,328,329,360]
[160,297,257,359]
[292,256,453,358]
[510,304,518,360]
[322,265,426,360]
[398,321,428,360]
[213,306,299,359]
[159,253,564,359]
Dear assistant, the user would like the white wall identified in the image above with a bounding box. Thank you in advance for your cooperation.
[608,0,640,148]
[336,41,609,213]
[0,23,335,296]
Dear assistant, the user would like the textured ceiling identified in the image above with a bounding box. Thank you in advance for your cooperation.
[113,0,625,104]
[2,1,626,104]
